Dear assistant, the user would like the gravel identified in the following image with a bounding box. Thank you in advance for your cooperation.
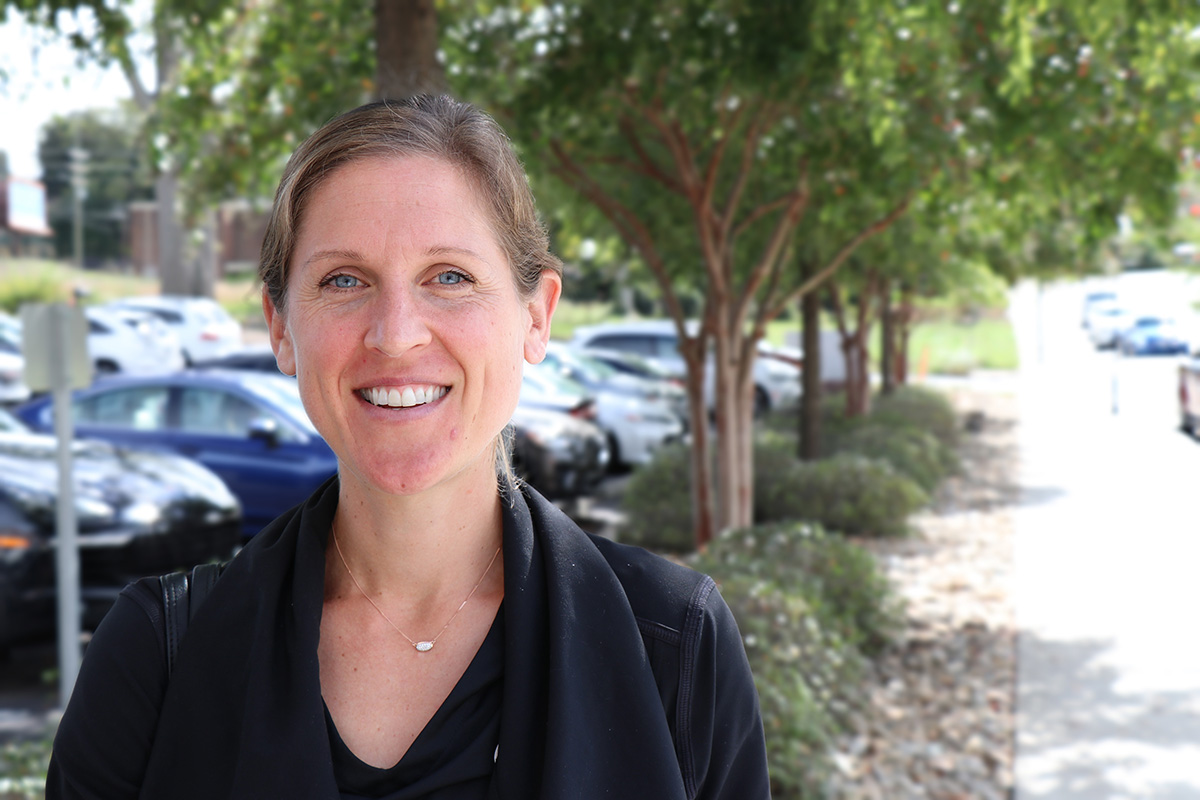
[825,384,1018,799]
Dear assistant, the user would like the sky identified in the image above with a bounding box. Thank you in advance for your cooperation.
[0,13,135,181]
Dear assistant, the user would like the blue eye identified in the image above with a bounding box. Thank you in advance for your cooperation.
[328,274,359,289]
[436,271,469,286]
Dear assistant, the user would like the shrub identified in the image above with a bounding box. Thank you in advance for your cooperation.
[871,385,960,452]
[0,274,66,314]
[0,733,53,798]
[696,520,900,656]
[694,521,900,798]
[756,453,927,538]
[618,442,695,552]
[830,423,949,494]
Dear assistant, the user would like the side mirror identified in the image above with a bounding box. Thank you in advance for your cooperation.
[247,417,280,447]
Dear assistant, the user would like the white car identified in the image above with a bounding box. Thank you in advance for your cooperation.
[570,319,802,415]
[538,343,685,467]
[0,317,30,404]
[1086,300,1136,349]
[86,306,187,376]
[105,295,244,364]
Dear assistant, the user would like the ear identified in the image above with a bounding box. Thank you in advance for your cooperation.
[523,270,562,364]
[262,288,297,377]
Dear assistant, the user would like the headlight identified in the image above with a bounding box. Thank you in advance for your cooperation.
[122,501,163,528]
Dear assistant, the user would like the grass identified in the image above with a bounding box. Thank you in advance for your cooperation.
[907,317,1019,374]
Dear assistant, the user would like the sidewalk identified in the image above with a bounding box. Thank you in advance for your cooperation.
[1011,279,1200,798]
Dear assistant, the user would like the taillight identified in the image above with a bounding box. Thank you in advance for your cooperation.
[569,401,597,421]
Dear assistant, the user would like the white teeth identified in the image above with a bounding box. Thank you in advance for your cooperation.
[365,385,446,408]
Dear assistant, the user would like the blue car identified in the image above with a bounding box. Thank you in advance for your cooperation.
[1118,316,1190,356]
[15,370,337,538]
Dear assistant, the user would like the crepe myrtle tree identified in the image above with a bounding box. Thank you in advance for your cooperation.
[442,0,1061,545]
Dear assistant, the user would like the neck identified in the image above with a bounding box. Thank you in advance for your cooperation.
[327,465,506,603]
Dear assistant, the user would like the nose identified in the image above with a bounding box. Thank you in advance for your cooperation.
[363,285,432,357]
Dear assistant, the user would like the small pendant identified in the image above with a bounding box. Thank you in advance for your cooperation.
[414,641,434,652]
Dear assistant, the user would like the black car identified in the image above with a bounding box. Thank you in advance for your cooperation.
[509,405,609,500]
[0,408,242,649]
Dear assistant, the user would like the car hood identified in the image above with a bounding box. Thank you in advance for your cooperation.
[0,432,240,534]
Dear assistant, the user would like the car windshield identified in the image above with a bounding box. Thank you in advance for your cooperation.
[239,376,319,434]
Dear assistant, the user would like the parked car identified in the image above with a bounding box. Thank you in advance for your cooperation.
[104,295,244,365]
[1081,289,1118,328]
[509,404,609,499]
[1086,301,1136,349]
[191,344,284,375]
[570,319,802,415]
[0,335,31,404]
[540,342,684,467]
[85,306,187,376]
[1179,354,1200,435]
[0,406,241,649]
[577,346,690,426]
[1117,315,1189,356]
[15,370,336,538]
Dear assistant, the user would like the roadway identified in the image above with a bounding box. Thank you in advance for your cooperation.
[1011,272,1200,799]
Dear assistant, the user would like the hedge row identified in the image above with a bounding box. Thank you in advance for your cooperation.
[621,384,963,797]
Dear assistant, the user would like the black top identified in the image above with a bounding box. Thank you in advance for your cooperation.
[47,479,771,799]
[328,608,504,799]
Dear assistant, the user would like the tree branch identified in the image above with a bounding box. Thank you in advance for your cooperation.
[773,187,917,317]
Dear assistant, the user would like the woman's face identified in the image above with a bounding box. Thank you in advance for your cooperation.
[265,155,560,498]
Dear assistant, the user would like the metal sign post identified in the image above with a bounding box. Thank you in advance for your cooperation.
[21,303,90,706]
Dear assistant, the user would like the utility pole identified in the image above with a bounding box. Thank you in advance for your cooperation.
[68,147,89,270]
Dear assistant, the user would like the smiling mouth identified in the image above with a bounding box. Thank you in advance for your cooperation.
[361,385,449,408]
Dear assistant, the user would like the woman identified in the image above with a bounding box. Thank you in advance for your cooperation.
[47,95,770,799]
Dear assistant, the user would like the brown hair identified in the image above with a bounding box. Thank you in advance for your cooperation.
[259,94,562,311]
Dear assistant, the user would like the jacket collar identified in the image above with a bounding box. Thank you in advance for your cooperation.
[141,477,685,799]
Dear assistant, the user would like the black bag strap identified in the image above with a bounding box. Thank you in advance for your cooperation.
[159,563,224,676]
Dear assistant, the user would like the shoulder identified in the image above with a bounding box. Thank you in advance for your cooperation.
[48,578,171,796]
[521,485,714,634]
[587,533,717,637]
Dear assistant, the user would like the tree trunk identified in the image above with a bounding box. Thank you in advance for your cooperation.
[680,341,717,548]
[880,278,896,396]
[375,0,447,100]
[155,170,189,294]
[896,288,915,385]
[800,286,822,460]
[827,277,877,419]
[151,14,189,295]
[712,316,738,536]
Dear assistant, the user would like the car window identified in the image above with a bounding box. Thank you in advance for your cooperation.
[76,386,169,430]
[239,376,318,438]
[179,387,270,436]
[588,333,678,358]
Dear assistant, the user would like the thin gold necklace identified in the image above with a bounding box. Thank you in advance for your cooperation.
[331,521,502,653]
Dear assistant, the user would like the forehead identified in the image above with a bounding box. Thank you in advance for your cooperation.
[291,155,499,256]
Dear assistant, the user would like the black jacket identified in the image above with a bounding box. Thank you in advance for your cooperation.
[48,478,770,799]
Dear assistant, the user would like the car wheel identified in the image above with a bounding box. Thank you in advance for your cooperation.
[94,359,120,375]
[606,433,627,474]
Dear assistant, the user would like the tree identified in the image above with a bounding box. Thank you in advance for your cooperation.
[38,105,155,264]
[441,1,1040,544]
[3,0,448,290]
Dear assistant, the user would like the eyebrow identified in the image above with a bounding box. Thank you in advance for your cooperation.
[300,245,494,269]
[301,248,366,269]
[425,245,491,264]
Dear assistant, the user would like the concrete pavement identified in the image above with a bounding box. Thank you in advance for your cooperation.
[1011,276,1200,799]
